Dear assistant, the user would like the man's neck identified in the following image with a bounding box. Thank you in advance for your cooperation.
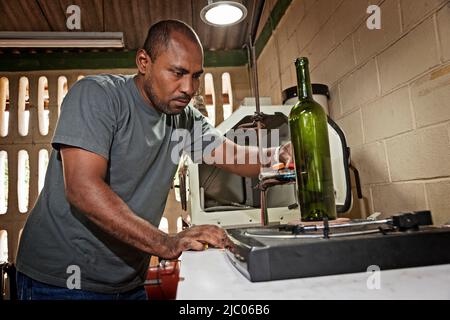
[133,74,155,110]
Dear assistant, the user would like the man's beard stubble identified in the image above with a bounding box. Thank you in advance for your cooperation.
[143,81,178,115]
[144,80,191,115]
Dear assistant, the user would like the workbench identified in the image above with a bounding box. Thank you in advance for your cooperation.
[176,249,450,300]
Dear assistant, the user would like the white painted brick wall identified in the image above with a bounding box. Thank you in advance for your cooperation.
[331,0,370,45]
[425,180,450,225]
[336,109,364,147]
[353,0,402,64]
[378,17,440,93]
[340,59,380,114]
[351,142,390,185]
[411,64,450,127]
[372,182,427,217]
[257,0,450,222]
[386,124,450,181]
[295,0,342,51]
[328,85,342,120]
[437,3,450,62]
[311,36,356,86]
[362,85,414,142]
[304,18,336,70]
[281,0,307,41]
[400,0,448,31]
[277,36,299,74]
[345,186,373,219]
[280,68,294,92]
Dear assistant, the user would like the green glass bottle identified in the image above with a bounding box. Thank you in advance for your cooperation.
[289,57,336,221]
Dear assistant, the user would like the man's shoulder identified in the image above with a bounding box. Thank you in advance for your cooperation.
[63,74,136,117]
[73,74,136,108]
[78,74,133,90]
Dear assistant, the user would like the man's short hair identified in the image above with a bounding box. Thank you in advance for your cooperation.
[143,19,203,62]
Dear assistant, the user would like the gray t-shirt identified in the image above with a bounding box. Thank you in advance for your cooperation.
[16,74,224,293]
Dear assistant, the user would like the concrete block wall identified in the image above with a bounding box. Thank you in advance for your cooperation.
[257,0,450,225]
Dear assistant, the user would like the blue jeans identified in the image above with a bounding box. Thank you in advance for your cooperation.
[16,271,147,300]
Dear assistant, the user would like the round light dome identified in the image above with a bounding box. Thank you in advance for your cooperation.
[200,1,248,27]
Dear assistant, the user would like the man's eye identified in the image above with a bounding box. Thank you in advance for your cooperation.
[174,71,183,77]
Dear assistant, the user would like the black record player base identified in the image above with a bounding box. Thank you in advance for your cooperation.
[225,223,450,282]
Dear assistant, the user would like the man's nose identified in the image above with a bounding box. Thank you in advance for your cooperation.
[180,77,195,97]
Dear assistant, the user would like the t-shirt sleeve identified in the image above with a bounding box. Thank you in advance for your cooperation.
[52,79,117,160]
[185,106,225,163]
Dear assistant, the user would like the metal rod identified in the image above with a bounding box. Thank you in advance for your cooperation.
[248,34,268,226]
[244,228,383,239]
[349,162,367,218]
[249,35,261,116]
[300,218,391,231]
[260,190,269,226]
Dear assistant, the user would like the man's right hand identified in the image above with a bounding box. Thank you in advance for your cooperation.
[162,225,234,260]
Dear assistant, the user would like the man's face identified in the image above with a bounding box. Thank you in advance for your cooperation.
[142,32,204,115]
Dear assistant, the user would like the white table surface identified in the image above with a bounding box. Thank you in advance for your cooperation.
[176,249,450,300]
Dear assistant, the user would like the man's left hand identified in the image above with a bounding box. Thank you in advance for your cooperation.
[278,142,293,167]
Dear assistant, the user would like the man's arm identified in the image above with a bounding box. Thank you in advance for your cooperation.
[60,145,232,260]
[207,139,292,177]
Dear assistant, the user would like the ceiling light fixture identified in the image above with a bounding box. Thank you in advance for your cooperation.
[0,32,124,48]
[200,0,248,27]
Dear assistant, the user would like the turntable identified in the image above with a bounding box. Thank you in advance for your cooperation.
[225,211,450,282]
[181,88,450,284]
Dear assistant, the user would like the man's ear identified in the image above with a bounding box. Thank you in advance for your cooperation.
[136,49,151,74]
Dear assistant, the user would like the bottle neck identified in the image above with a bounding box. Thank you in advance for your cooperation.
[296,59,313,100]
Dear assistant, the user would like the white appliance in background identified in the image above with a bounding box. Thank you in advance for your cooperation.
[282,84,330,114]
[184,105,297,228]
[240,96,272,107]
[181,103,352,228]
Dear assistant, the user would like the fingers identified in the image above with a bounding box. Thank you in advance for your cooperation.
[195,227,229,249]
[179,225,234,251]
[184,239,205,252]
[280,142,294,167]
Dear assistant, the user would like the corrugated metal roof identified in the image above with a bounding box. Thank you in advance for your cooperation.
[0,0,263,51]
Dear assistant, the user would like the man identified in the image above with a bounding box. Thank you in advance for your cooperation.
[16,20,291,300]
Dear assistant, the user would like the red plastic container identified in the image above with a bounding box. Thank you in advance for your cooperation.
[144,260,180,300]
